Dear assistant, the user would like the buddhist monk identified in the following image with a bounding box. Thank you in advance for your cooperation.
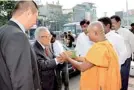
[59,21,121,90]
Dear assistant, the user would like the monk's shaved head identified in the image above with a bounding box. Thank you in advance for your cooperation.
[88,21,104,34]
[87,21,106,42]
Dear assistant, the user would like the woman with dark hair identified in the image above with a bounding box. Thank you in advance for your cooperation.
[66,31,75,48]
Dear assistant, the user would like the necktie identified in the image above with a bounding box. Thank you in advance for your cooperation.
[115,31,119,34]
[45,47,49,57]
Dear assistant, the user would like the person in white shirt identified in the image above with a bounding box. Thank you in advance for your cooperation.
[51,38,64,56]
[75,19,93,57]
[110,15,134,90]
[51,32,69,90]
[98,17,127,67]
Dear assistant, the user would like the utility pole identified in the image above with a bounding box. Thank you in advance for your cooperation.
[126,0,129,26]
[104,12,107,17]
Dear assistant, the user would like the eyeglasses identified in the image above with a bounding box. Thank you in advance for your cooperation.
[40,35,52,38]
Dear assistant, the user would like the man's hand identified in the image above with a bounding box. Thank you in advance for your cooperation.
[56,56,65,63]
[59,52,70,62]
[64,51,73,57]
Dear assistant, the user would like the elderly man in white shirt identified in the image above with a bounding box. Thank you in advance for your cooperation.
[75,19,93,57]
[111,15,134,90]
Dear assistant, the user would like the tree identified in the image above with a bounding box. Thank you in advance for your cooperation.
[0,0,16,26]
[62,12,73,24]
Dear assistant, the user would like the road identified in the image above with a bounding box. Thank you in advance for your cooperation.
[62,74,134,90]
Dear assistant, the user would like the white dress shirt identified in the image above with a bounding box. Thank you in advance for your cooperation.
[52,40,64,56]
[10,18,26,33]
[106,30,128,65]
[75,32,93,57]
[117,27,134,58]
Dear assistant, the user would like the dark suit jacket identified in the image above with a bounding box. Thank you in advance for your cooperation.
[0,21,41,90]
[33,41,58,90]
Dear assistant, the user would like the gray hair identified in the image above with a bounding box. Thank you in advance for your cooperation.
[34,26,50,40]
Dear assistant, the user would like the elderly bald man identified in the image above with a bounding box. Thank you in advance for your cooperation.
[59,21,121,90]
[33,27,64,90]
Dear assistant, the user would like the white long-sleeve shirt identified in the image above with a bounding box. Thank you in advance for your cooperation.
[106,30,127,65]
[52,40,64,56]
[75,32,93,57]
[117,27,134,58]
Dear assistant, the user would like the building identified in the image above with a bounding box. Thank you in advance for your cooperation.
[39,3,62,19]
[63,9,73,14]
[124,9,134,26]
[73,2,97,22]
[63,9,73,22]
[34,0,43,5]
[115,9,134,26]
[38,2,63,31]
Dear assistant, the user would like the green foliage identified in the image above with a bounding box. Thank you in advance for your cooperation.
[0,0,16,26]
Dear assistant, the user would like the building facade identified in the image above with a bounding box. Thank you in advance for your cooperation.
[38,3,63,31]
[115,9,134,26]
[73,2,97,22]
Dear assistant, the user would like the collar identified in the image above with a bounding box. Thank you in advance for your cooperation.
[106,30,112,36]
[116,27,122,32]
[37,41,45,49]
[10,18,26,33]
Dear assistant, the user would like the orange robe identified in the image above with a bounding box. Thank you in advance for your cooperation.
[80,40,121,90]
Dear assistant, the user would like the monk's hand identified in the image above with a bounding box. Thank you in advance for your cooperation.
[75,57,86,62]
[59,52,70,62]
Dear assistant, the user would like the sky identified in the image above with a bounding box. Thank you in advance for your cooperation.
[40,0,134,18]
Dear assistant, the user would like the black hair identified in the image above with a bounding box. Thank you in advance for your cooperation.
[110,15,121,22]
[80,19,90,26]
[50,31,56,38]
[98,17,112,29]
[131,23,134,26]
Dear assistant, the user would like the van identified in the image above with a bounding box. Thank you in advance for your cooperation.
[63,22,82,37]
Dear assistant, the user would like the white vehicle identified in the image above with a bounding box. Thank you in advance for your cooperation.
[63,22,82,36]
[130,53,134,76]
[123,26,131,30]
[130,61,134,76]
[27,25,37,40]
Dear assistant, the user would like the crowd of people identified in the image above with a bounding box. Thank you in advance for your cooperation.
[0,1,134,90]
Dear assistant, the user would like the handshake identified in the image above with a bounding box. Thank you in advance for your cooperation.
[64,50,77,59]
[56,50,77,63]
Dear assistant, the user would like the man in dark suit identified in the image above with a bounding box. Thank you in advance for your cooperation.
[0,1,41,90]
[33,27,64,90]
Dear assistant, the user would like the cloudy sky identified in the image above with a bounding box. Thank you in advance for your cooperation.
[40,0,134,18]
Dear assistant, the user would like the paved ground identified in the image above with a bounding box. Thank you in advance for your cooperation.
[64,74,134,90]
[129,76,134,90]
